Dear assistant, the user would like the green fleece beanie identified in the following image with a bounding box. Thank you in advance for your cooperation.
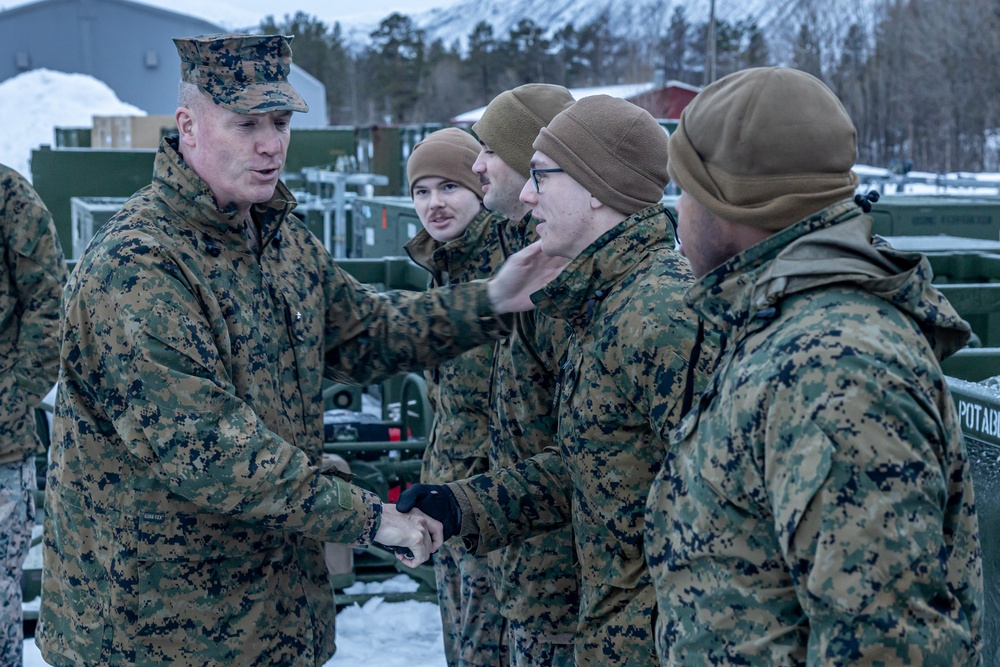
[472,84,574,179]
[668,67,860,231]
[532,95,670,215]
[406,128,482,198]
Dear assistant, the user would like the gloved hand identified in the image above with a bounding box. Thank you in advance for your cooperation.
[396,483,462,542]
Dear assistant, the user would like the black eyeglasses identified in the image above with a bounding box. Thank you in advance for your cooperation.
[529,168,564,192]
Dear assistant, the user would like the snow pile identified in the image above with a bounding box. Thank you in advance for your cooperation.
[24,574,446,667]
[329,575,446,666]
[0,69,145,181]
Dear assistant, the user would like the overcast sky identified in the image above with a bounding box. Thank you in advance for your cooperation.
[0,0,448,30]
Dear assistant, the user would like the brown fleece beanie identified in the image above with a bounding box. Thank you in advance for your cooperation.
[533,95,670,215]
[406,128,482,198]
[668,67,860,231]
[472,83,575,179]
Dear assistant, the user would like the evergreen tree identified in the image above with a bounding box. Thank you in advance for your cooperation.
[793,22,823,79]
[466,21,500,103]
[504,19,551,84]
[260,12,349,125]
[369,13,427,123]
[662,6,690,82]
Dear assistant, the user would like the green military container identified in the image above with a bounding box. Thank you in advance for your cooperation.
[355,125,404,197]
[54,126,92,148]
[31,145,157,258]
[69,197,129,259]
[349,195,422,259]
[283,126,356,175]
[870,195,1000,240]
[944,370,1000,666]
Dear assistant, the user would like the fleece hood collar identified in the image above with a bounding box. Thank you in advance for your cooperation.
[686,199,971,361]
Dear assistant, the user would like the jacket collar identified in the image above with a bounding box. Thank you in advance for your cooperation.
[404,207,495,275]
[533,204,675,326]
[153,136,298,252]
[685,199,970,360]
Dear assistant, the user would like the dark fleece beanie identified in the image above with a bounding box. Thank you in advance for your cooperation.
[532,95,670,216]
[472,84,575,179]
[406,128,482,198]
[668,67,860,231]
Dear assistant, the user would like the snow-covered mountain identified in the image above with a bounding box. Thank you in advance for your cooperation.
[412,0,774,47]
[340,0,876,55]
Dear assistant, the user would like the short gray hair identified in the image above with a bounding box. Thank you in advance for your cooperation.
[177,81,206,111]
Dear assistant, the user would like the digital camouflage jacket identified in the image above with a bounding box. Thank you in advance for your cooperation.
[404,207,504,485]
[37,137,509,667]
[645,200,984,666]
[487,210,580,640]
[0,165,66,465]
[451,205,718,665]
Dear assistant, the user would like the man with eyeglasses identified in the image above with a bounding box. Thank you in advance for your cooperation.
[400,95,719,666]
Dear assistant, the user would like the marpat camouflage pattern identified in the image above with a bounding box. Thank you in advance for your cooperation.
[645,200,984,666]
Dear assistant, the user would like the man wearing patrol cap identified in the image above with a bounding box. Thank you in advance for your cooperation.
[174,33,309,114]
[36,33,565,666]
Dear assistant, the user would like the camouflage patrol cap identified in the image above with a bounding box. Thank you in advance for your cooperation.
[173,33,308,114]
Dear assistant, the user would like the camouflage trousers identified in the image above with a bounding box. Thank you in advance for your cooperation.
[433,540,508,667]
[507,620,575,667]
[0,458,35,666]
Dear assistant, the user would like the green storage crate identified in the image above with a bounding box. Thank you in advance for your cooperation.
[354,126,403,196]
[31,145,157,258]
[349,196,422,259]
[54,126,92,148]
[947,372,1000,666]
[870,195,1000,240]
[70,197,128,259]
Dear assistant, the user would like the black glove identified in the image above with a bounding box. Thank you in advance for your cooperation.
[396,483,461,542]
[373,542,414,560]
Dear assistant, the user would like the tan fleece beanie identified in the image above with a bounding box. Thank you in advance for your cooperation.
[472,84,574,179]
[406,128,482,198]
[533,95,670,215]
[668,67,860,231]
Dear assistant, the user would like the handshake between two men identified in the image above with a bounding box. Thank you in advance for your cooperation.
[372,485,463,567]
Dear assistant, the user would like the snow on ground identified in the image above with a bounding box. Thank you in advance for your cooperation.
[0,68,145,180]
[23,574,446,667]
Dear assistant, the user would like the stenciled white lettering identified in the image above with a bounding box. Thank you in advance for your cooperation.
[959,399,1000,439]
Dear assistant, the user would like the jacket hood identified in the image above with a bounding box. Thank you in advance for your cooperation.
[686,199,971,361]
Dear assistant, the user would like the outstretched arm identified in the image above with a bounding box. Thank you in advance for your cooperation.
[487,240,569,314]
